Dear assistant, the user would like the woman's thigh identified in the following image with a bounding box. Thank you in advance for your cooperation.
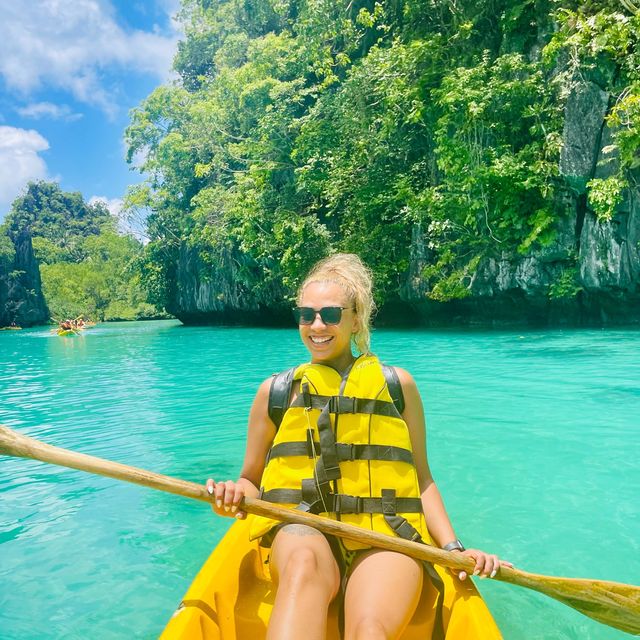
[269,524,341,596]
[344,549,423,640]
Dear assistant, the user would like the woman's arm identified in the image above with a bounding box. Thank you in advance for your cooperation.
[206,377,276,518]
[395,367,511,579]
[395,367,458,547]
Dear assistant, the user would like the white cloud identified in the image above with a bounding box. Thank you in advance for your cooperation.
[89,194,147,242]
[17,102,83,122]
[0,126,49,216]
[89,195,124,219]
[0,1,179,115]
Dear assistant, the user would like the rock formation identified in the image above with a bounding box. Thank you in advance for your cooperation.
[0,231,49,327]
[397,76,640,327]
[165,58,639,327]
[167,243,288,325]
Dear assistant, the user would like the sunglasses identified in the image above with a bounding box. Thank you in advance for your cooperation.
[293,306,353,325]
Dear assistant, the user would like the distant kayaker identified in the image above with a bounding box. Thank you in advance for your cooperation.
[206,253,512,640]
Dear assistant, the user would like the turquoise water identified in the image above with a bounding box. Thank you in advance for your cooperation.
[0,321,638,639]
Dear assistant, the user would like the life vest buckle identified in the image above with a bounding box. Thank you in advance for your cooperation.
[330,395,356,414]
[334,494,362,514]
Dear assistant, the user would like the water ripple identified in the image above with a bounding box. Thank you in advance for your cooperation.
[0,322,638,639]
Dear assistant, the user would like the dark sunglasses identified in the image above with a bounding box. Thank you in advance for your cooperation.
[293,306,353,325]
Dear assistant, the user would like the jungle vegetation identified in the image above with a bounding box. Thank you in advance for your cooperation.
[3,181,158,322]
[124,0,640,313]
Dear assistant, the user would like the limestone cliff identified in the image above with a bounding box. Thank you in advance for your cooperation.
[167,243,288,325]
[169,74,640,328]
[0,231,49,327]
[397,75,640,327]
[166,44,639,327]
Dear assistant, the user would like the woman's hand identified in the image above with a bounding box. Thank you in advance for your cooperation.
[205,479,247,519]
[452,549,514,581]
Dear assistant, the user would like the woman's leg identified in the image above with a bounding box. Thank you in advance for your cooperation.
[343,549,423,640]
[267,524,341,640]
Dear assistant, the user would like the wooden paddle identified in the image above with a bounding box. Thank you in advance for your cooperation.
[1,424,638,635]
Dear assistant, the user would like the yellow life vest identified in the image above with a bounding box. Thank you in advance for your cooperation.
[249,354,431,551]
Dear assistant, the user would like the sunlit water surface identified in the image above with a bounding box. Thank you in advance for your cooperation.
[0,321,638,639]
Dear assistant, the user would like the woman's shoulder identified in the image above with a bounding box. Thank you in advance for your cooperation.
[384,365,417,390]
[252,378,273,409]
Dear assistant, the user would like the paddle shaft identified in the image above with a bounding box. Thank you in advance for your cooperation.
[1,425,639,635]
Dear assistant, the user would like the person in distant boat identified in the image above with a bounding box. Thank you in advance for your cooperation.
[205,254,512,640]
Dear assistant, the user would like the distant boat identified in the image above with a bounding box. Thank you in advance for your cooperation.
[0,326,21,331]
[53,317,95,336]
[56,328,78,336]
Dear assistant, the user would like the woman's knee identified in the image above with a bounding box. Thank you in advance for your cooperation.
[348,616,388,640]
[278,546,336,594]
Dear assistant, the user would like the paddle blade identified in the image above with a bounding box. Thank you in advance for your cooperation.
[498,569,640,635]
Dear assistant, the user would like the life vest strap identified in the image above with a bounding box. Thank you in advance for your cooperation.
[259,488,423,515]
[290,394,401,418]
[268,362,405,431]
[266,441,415,464]
[268,366,296,429]
[315,402,341,481]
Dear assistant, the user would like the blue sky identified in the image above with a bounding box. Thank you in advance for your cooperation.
[0,0,182,226]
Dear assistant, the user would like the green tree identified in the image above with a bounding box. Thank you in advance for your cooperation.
[124,0,640,312]
[7,182,162,321]
[6,181,112,262]
[0,227,16,271]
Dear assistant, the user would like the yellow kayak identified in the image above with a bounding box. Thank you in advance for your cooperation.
[57,329,78,336]
[161,518,502,639]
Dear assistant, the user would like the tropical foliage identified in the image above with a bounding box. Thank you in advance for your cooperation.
[545,1,640,222]
[124,0,639,308]
[5,182,158,321]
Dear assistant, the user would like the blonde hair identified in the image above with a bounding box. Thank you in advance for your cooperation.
[298,253,375,354]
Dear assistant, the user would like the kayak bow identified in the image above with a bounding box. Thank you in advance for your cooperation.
[160,518,502,640]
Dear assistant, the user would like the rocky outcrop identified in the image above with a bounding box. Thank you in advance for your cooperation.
[169,80,639,328]
[394,76,640,327]
[559,80,610,185]
[169,242,288,324]
[576,176,640,323]
[0,231,49,327]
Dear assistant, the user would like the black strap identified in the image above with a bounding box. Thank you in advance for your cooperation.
[267,362,404,429]
[380,489,424,541]
[314,400,341,481]
[290,393,401,418]
[268,367,296,430]
[381,364,405,415]
[295,477,327,514]
[267,441,414,464]
[260,488,423,514]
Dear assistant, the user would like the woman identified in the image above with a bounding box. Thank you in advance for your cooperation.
[206,254,511,640]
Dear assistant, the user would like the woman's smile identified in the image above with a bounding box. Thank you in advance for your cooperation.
[309,335,333,344]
